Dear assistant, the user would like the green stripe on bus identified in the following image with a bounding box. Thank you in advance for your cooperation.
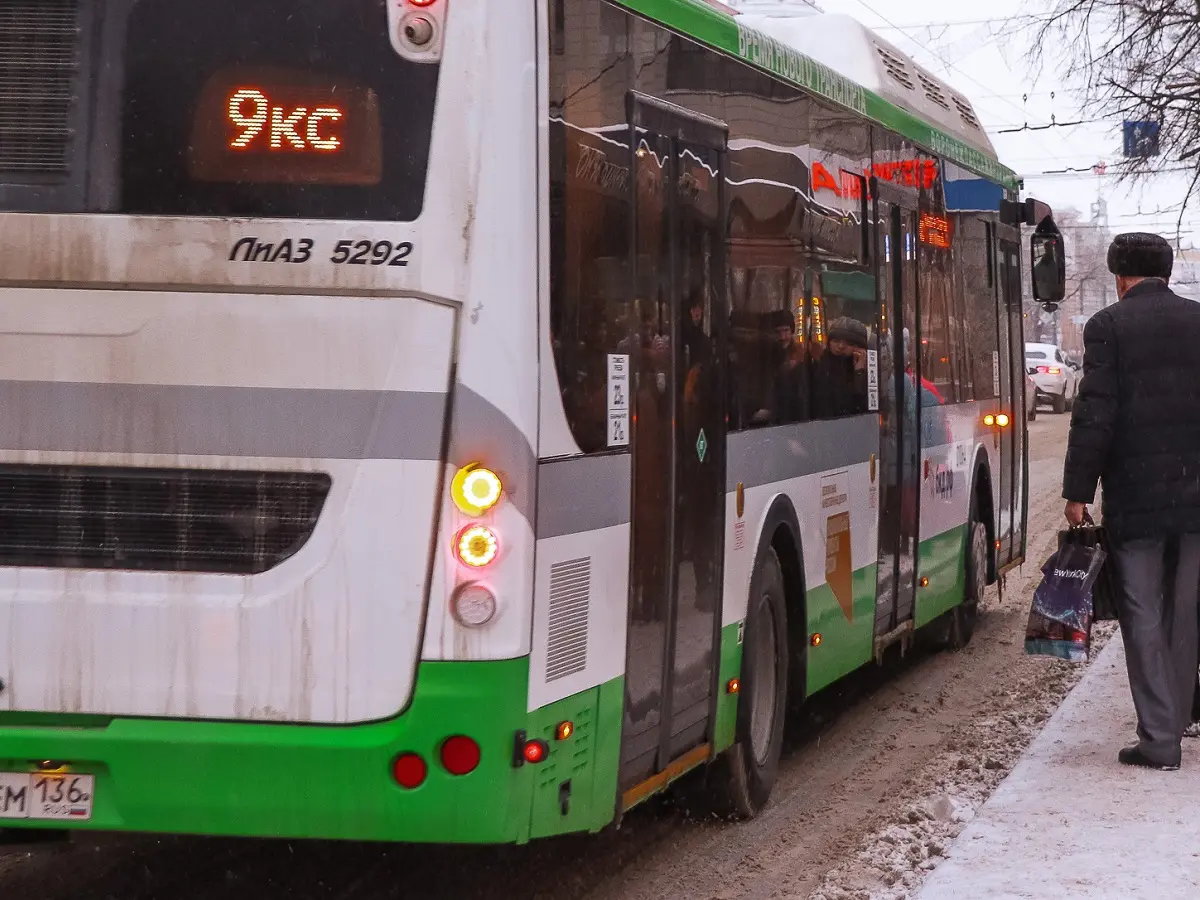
[914,524,970,628]
[0,660,620,844]
[608,0,1020,189]
[804,525,970,695]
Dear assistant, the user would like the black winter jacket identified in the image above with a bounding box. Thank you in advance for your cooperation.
[1063,279,1200,540]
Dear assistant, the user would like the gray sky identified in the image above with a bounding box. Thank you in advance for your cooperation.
[736,0,1200,249]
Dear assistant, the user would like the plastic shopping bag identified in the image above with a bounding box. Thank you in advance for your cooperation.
[1057,525,1120,622]
[1024,540,1107,662]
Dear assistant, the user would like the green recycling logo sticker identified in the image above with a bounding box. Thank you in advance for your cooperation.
[696,428,708,463]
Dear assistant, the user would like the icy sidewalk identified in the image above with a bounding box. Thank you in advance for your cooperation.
[917,637,1200,899]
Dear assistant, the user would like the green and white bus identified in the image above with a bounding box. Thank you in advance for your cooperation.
[0,0,1062,844]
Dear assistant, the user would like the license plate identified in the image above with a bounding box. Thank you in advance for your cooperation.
[0,772,94,821]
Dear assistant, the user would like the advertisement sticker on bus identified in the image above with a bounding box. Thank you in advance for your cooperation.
[821,473,854,622]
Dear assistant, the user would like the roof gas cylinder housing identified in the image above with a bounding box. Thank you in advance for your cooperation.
[730,8,995,158]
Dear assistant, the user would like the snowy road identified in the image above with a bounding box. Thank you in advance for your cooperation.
[0,415,1092,900]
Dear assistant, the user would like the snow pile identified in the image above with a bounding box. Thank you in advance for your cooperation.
[807,620,1119,900]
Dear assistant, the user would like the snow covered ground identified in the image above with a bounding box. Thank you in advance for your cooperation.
[917,636,1200,899]
[805,595,1118,900]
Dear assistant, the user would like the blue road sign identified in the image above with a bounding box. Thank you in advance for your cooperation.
[1123,121,1161,158]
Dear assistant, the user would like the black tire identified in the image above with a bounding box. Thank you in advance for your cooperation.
[947,513,988,649]
[1052,392,1067,414]
[706,547,789,819]
[1028,399,1037,422]
[927,495,987,651]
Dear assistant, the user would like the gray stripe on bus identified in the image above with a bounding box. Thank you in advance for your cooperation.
[0,380,449,460]
[728,415,880,491]
[450,386,538,526]
[0,379,545,526]
[528,402,1012,538]
[535,453,632,539]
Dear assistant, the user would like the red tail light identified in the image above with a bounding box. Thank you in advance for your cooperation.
[523,740,549,764]
[1037,365,1062,375]
[392,753,427,789]
[440,736,482,776]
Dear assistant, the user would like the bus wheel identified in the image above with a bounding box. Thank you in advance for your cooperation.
[707,547,788,819]
[926,510,986,651]
[948,517,987,649]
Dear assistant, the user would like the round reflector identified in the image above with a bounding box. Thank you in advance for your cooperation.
[440,736,482,776]
[392,752,427,789]
[452,583,497,628]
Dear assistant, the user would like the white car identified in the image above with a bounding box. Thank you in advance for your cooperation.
[1025,343,1079,414]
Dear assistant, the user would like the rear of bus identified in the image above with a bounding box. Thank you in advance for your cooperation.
[0,0,572,844]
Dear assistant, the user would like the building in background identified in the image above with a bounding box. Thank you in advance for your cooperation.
[1172,248,1200,301]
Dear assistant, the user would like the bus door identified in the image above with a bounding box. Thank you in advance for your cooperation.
[620,94,729,792]
[872,181,921,653]
[995,229,1023,566]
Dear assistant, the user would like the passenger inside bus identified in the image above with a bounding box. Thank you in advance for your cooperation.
[754,309,809,426]
[812,316,869,419]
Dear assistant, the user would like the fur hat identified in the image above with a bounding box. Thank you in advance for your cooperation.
[1107,232,1174,280]
[763,309,796,331]
[827,316,869,349]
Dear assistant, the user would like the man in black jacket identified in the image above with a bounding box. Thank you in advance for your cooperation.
[1063,232,1200,772]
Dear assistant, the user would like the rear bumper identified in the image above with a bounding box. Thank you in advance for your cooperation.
[1032,378,1066,397]
[0,659,616,844]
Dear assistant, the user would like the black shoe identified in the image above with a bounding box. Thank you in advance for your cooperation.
[1118,745,1180,771]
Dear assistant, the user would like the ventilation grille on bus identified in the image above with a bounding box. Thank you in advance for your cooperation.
[546,557,590,682]
[874,44,915,92]
[917,71,951,111]
[953,96,983,132]
[0,0,81,178]
[0,465,331,575]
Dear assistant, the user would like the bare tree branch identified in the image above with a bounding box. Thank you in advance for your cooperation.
[1029,1,1200,219]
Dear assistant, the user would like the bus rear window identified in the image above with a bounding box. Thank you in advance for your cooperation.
[119,0,439,220]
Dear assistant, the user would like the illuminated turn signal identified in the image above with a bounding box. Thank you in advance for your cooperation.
[555,721,574,741]
[456,525,499,568]
[983,414,996,427]
[451,464,503,515]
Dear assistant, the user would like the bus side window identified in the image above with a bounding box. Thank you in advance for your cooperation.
[722,78,815,432]
[546,4,635,454]
[808,108,874,421]
[917,157,955,406]
[961,217,1000,400]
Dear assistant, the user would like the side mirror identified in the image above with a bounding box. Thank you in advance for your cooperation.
[1031,230,1066,309]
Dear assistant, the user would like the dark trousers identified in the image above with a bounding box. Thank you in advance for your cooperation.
[1112,534,1200,766]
